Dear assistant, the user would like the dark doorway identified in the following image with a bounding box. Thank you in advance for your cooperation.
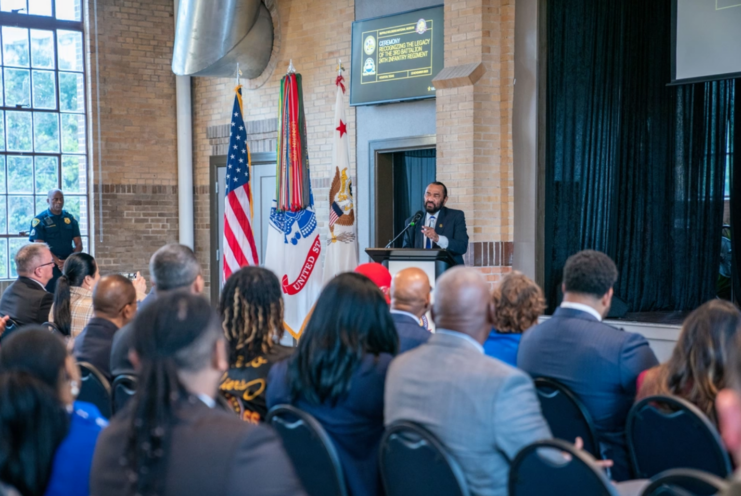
[375,148,436,248]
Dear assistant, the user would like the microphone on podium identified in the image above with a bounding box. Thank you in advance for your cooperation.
[385,210,425,249]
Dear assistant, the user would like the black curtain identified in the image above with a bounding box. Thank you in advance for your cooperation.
[392,149,436,247]
[732,80,741,306]
[545,0,735,312]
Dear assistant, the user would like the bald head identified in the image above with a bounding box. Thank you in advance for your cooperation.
[47,189,64,215]
[432,267,494,343]
[390,268,431,318]
[93,274,137,327]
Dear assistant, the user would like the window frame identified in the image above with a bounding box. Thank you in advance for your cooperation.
[0,7,88,279]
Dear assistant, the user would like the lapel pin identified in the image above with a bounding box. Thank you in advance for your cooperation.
[439,224,443,228]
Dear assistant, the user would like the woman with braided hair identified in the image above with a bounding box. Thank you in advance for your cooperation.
[90,292,306,496]
[219,266,293,423]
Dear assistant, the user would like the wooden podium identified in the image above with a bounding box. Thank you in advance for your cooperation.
[365,248,458,282]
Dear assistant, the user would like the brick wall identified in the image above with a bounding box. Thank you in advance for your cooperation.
[87,0,179,281]
[192,0,356,289]
[435,0,515,284]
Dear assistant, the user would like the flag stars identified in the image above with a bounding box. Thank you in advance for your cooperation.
[233,145,238,149]
[234,112,239,116]
[239,126,243,131]
[231,154,235,159]
[231,122,235,127]
[239,158,244,163]
[236,168,241,172]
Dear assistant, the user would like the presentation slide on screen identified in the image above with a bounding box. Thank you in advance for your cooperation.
[350,6,444,106]
[675,0,741,82]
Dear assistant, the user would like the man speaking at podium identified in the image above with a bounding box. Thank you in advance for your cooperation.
[402,182,469,265]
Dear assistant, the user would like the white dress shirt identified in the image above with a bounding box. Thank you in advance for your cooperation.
[424,211,449,249]
[559,301,603,321]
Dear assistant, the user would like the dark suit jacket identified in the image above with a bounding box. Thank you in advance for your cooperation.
[391,311,430,353]
[517,306,659,481]
[402,206,469,265]
[267,353,393,496]
[109,322,134,378]
[90,397,306,496]
[0,276,54,328]
[73,317,119,381]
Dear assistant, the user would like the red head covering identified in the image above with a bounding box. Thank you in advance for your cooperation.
[354,263,391,304]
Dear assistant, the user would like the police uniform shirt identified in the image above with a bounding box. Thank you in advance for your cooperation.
[29,209,80,259]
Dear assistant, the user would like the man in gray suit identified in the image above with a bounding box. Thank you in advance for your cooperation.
[385,267,552,496]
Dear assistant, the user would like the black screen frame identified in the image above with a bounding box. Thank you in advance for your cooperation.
[670,0,741,86]
[350,4,444,106]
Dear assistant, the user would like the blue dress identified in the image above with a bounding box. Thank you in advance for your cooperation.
[45,401,108,496]
[267,353,393,496]
[483,330,522,367]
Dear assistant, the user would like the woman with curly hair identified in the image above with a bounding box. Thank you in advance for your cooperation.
[483,271,546,366]
[636,299,741,421]
[219,266,293,423]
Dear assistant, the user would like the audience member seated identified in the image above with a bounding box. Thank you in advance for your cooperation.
[385,267,552,496]
[389,267,431,353]
[73,275,138,381]
[355,262,392,303]
[483,271,546,367]
[0,328,107,496]
[715,331,741,495]
[267,272,398,496]
[91,293,306,496]
[518,250,658,481]
[219,267,293,423]
[0,372,70,496]
[636,300,741,422]
[49,253,99,341]
[110,243,203,377]
[0,244,55,331]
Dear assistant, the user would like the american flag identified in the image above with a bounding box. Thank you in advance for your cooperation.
[223,86,259,282]
[329,202,344,228]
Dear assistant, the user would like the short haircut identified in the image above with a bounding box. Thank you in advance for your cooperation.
[429,181,448,198]
[15,243,49,275]
[562,250,618,299]
[149,244,200,291]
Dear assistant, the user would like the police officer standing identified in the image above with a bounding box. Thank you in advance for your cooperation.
[29,189,82,292]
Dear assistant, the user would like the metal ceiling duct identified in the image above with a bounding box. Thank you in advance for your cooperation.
[172,0,274,78]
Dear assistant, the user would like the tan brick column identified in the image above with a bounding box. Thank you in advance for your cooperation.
[434,0,514,284]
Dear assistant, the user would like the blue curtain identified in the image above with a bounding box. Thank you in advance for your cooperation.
[392,149,436,247]
[545,0,735,312]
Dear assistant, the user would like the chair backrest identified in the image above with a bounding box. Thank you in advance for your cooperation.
[78,361,112,419]
[534,377,601,458]
[509,439,619,496]
[627,395,732,479]
[640,468,730,496]
[380,421,469,496]
[266,404,347,496]
[111,374,137,415]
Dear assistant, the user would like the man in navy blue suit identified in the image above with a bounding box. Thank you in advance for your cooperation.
[402,182,469,265]
[518,250,658,481]
[389,267,432,353]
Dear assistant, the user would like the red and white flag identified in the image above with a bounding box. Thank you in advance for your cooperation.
[223,85,259,282]
[323,67,358,282]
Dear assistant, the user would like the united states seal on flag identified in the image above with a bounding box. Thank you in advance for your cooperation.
[323,64,358,282]
[222,85,259,283]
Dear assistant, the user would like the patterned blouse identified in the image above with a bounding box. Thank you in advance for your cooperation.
[49,286,94,338]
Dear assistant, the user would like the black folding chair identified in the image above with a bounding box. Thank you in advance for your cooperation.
[380,420,469,496]
[111,374,136,415]
[640,468,729,496]
[509,439,618,496]
[78,361,112,419]
[627,395,731,479]
[266,405,347,496]
[534,377,601,458]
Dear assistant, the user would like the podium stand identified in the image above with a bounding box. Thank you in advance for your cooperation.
[365,248,458,282]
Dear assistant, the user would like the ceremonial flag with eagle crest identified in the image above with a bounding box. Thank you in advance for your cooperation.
[264,70,323,339]
[323,66,358,282]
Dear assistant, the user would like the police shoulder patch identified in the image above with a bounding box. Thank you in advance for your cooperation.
[64,217,71,224]
[32,218,40,227]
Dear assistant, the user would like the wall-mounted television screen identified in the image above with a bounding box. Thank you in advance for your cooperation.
[350,5,444,106]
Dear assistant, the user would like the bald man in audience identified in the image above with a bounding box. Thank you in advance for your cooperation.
[384,267,552,496]
[390,268,432,353]
[73,275,137,380]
